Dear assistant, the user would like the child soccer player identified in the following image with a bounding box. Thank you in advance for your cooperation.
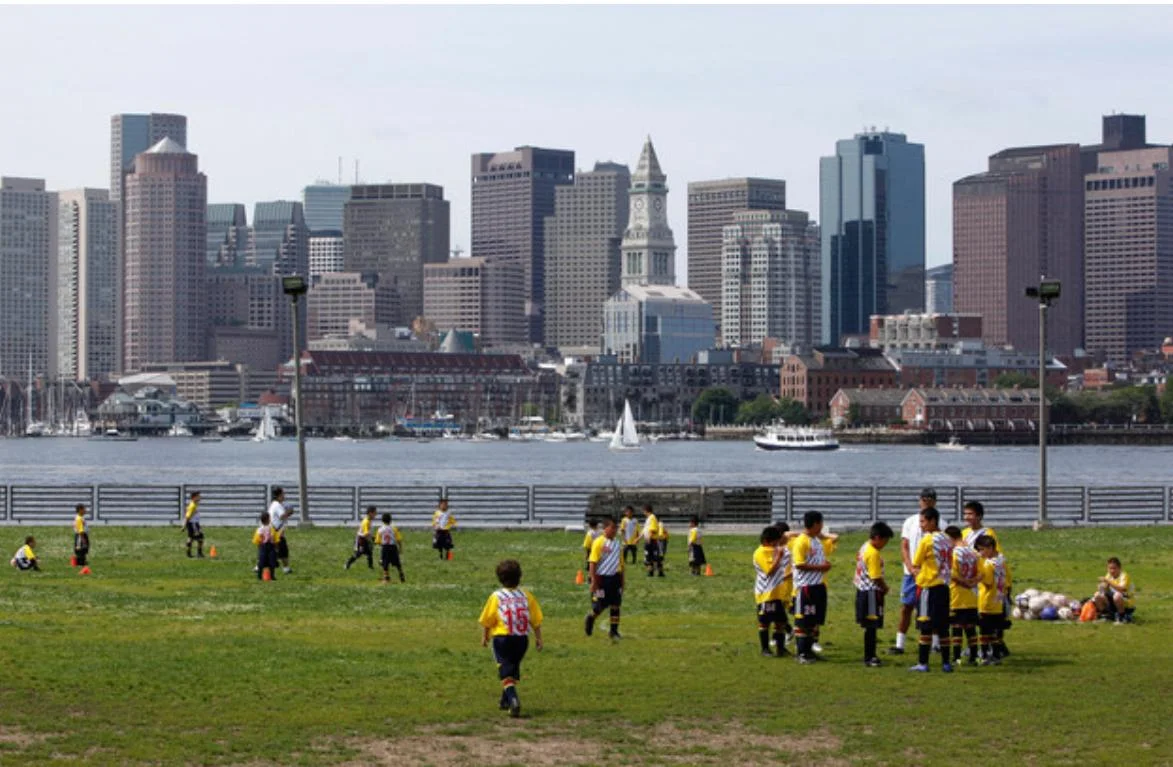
[687,516,706,576]
[184,490,205,558]
[582,518,602,573]
[585,517,625,640]
[792,511,839,664]
[642,504,664,577]
[946,526,980,665]
[963,500,1010,655]
[754,525,792,657]
[345,506,378,570]
[73,504,90,568]
[269,487,294,574]
[376,512,405,583]
[854,521,893,667]
[975,534,1009,664]
[910,507,954,672]
[252,511,277,581]
[478,559,543,718]
[10,536,39,571]
[620,506,640,564]
[432,498,456,560]
[1094,557,1135,623]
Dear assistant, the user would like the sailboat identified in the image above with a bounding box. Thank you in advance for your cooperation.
[252,408,278,442]
[24,356,47,438]
[608,399,642,452]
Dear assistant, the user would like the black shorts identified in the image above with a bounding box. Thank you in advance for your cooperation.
[855,589,885,628]
[185,521,203,539]
[978,613,1002,634]
[74,534,89,553]
[794,584,828,627]
[950,608,979,627]
[643,541,661,562]
[592,574,623,610]
[491,634,529,681]
[14,559,36,571]
[917,584,951,633]
[276,537,289,559]
[354,536,372,556]
[688,544,706,566]
[433,529,453,550]
[757,599,788,627]
[380,544,401,569]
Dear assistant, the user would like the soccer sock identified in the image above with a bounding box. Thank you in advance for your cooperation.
[918,634,931,665]
[864,626,877,660]
[895,631,906,650]
[939,637,951,665]
[610,607,621,633]
[772,630,787,655]
[951,628,962,661]
[794,627,807,656]
[502,679,517,703]
[758,626,770,652]
[965,626,977,660]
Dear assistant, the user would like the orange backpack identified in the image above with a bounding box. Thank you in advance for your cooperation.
[1079,600,1098,622]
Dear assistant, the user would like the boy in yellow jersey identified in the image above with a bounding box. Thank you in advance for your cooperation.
[585,517,625,640]
[945,526,981,666]
[687,516,705,576]
[792,511,839,664]
[184,491,205,558]
[754,525,791,657]
[910,507,954,672]
[432,498,456,560]
[1094,557,1135,623]
[10,536,39,571]
[620,505,640,564]
[975,534,1009,664]
[252,510,277,580]
[73,504,90,568]
[963,500,1011,655]
[581,518,602,573]
[854,522,893,667]
[345,506,378,570]
[479,559,544,718]
[376,512,405,583]
[642,504,664,577]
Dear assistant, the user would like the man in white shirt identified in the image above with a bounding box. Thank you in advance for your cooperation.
[889,487,936,654]
[268,486,294,574]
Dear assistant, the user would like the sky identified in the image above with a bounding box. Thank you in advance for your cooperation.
[2,4,1172,280]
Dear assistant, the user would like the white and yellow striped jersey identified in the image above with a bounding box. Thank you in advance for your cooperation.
[589,535,624,576]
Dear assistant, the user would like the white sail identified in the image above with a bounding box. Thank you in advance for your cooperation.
[608,414,624,450]
[609,399,641,451]
[253,408,278,442]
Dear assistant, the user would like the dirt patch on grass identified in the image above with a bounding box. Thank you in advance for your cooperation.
[0,726,49,746]
[336,720,845,766]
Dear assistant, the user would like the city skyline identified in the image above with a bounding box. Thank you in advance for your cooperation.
[4,6,1173,281]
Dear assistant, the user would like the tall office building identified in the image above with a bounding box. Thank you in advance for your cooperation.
[249,201,309,277]
[471,145,575,343]
[55,189,118,379]
[206,203,249,268]
[307,272,377,342]
[687,178,787,324]
[204,267,283,372]
[820,130,925,343]
[309,230,345,278]
[924,264,954,315]
[0,177,54,378]
[720,210,820,349]
[424,258,488,337]
[953,144,1083,355]
[122,139,207,372]
[343,183,449,326]
[302,182,351,233]
[1084,144,1173,365]
[543,162,630,351]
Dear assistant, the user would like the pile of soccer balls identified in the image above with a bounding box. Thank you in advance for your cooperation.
[1011,588,1083,621]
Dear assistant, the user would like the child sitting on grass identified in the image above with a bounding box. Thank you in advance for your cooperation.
[1094,557,1135,623]
[11,536,39,571]
[478,559,543,718]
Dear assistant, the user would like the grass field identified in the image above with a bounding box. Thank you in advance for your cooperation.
[0,523,1170,766]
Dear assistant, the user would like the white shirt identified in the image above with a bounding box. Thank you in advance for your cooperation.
[268,500,289,530]
[901,513,925,576]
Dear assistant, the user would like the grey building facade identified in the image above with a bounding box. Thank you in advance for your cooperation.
[0,177,54,378]
[302,183,351,233]
[924,264,953,315]
[55,189,118,379]
[820,131,925,344]
[206,203,249,269]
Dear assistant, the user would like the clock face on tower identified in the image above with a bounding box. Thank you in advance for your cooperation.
[634,198,645,211]
[653,197,663,212]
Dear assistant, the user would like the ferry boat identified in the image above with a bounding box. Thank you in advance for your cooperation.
[936,436,969,451]
[753,424,839,452]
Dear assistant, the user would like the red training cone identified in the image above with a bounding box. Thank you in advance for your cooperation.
[704,564,714,577]
[80,566,91,575]
[262,568,272,581]
[575,569,585,585]
[208,545,218,558]
[70,555,78,567]
[447,550,453,561]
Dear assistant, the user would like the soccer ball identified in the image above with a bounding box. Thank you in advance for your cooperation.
[1022,588,1039,599]
[1039,591,1054,603]
[1028,596,1048,614]
[1068,599,1082,612]
[1015,594,1031,610]
[1023,609,1035,620]
[1057,607,1073,621]
[1011,607,1024,620]
[1040,605,1059,621]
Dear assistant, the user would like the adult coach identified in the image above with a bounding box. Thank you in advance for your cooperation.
[269,487,294,574]
[890,487,936,655]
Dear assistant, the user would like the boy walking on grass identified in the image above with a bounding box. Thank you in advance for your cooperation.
[184,490,205,558]
[73,504,90,568]
[268,487,295,574]
[479,559,543,718]
[946,526,981,665]
[585,517,624,640]
[253,511,277,580]
[642,504,664,577]
[854,522,893,667]
[345,506,378,570]
[376,512,405,583]
[910,507,953,672]
[792,511,839,664]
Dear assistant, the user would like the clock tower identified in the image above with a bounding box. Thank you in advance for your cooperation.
[621,136,676,287]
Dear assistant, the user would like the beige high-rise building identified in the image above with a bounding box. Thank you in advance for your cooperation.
[307,272,377,342]
[0,177,54,378]
[122,139,207,372]
[423,257,526,347]
[309,231,345,278]
[55,189,118,379]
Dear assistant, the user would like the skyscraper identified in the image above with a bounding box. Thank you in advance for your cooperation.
[55,189,118,379]
[720,210,820,349]
[621,138,675,288]
[687,178,787,323]
[820,130,925,343]
[302,182,351,233]
[471,146,575,343]
[0,177,54,378]
[953,144,1083,354]
[924,264,954,315]
[206,203,249,268]
[543,161,630,351]
[309,230,345,278]
[343,183,449,326]
[250,201,309,277]
[122,139,207,372]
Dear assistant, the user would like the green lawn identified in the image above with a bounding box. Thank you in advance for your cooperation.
[0,524,1169,766]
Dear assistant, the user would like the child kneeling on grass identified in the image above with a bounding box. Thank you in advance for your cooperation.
[11,536,39,571]
[478,559,543,718]
[1094,557,1135,623]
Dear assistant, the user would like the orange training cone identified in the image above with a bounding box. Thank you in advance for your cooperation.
[447,550,453,561]
[262,568,272,581]
[575,569,585,585]
[80,566,91,575]
[704,564,714,577]
[70,555,78,567]
[209,545,218,558]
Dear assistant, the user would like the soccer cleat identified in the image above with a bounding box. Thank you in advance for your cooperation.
[865,657,883,667]
[345,560,352,570]
[980,657,1001,666]
[761,649,774,657]
[966,657,979,667]
[941,663,954,673]
[886,646,905,655]
[283,567,292,574]
[609,631,622,641]
[775,646,791,657]
[509,699,521,718]
[797,655,817,665]
[584,613,595,637]
[909,664,930,672]
[399,573,406,583]
[811,642,824,654]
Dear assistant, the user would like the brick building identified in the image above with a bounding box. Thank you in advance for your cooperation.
[829,388,906,426]
[901,387,1043,430]
[780,347,898,419]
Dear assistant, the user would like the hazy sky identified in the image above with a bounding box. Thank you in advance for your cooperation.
[3,5,1172,279]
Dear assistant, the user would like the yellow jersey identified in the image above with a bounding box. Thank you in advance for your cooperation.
[252,523,274,546]
[753,544,789,603]
[687,527,701,546]
[1104,570,1135,609]
[853,541,884,591]
[964,525,1002,554]
[912,531,952,588]
[14,544,36,565]
[792,533,836,588]
[582,529,602,552]
[977,555,1009,614]
[950,545,980,610]
[478,588,543,637]
[659,525,669,541]
[642,514,659,542]
[358,516,373,539]
[74,514,87,535]
[185,500,199,523]
[432,508,456,531]
[589,535,624,576]
[620,516,639,545]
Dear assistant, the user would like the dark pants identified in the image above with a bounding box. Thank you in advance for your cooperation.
[257,542,277,579]
[491,635,529,681]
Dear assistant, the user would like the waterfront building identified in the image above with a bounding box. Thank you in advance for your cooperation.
[924,264,953,315]
[780,347,898,419]
[302,182,351,233]
[869,312,983,351]
[471,146,575,343]
[828,388,906,427]
[888,344,1067,390]
[901,387,1044,431]
[122,139,207,372]
[820,130,925,343]
[140,359,281,410]
[687,177,787,325]
[720,209,820,349]
[206,203,249,269]
[308,230,345,278]
[307,272,377,342]
[0,177,54,378]
[55,189,118,379]
[543,162,630,352]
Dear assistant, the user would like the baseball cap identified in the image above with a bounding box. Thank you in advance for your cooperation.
[919,487,937,500]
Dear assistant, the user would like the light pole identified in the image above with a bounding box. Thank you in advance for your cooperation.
[1024,278,1061,531]
[282,275,310,525]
